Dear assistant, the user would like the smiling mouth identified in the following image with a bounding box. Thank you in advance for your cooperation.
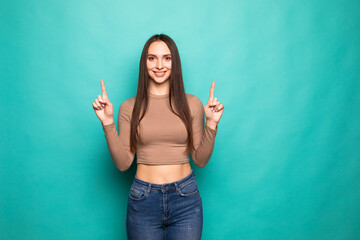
[153,71,166,77]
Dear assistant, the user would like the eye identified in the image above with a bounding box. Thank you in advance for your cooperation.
[165,57,171,61]
[148,57,154,60]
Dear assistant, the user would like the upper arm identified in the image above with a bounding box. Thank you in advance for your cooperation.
[190,95,205,147]
[118,99,132,153]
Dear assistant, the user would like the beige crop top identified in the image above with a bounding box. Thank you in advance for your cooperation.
[101,91,218,168]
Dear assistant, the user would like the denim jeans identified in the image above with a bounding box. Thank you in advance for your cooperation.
[126,169,203,240]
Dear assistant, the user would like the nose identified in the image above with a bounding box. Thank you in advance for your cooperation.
[156,59,163,69]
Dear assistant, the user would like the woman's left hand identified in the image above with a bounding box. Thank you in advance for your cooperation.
[204,81,224,124]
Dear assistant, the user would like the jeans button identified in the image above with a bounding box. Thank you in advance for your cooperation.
[162,186,169,193]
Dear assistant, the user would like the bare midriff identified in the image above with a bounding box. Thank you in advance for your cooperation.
[136,163,192,184]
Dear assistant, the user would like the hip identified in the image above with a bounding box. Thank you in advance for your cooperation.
[128,169,201,202]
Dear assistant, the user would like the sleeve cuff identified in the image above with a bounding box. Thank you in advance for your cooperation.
[102,121,116,129]
[205,124,218,138]
[205,124,217,133]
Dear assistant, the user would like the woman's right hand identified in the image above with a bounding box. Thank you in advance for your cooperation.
[92,79,114,125]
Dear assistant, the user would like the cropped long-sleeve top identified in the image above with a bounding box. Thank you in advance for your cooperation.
[102,91,218,170]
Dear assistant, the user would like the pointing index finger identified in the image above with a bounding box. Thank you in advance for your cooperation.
[208,81,215,102]
[100,79,108,99]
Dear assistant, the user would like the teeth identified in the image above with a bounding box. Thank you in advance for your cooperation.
[154,71,165,76]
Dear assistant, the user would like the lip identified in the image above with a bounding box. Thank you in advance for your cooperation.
[153,71,166,77]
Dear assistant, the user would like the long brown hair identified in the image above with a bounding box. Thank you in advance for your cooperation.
[129,34,195,155]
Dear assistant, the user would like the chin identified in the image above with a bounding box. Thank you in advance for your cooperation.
[153,78,169,84]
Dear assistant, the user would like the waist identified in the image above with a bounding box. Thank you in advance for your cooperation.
[133,168,196,190]
[135,163,192,184]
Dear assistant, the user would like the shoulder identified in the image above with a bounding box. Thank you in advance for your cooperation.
[119,96,136,115]
[185,93,203,114]
[122,96,136,106]
[185,93,202,104]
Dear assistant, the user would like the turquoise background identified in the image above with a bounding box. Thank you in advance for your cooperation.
[1,0,359,239]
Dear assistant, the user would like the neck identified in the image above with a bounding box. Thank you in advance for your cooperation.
[148,79,170,95]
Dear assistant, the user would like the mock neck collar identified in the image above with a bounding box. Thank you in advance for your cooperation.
[147,90,169,98]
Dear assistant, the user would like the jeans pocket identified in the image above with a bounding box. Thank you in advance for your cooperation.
[129,183,148,201]
[177,179,199,197]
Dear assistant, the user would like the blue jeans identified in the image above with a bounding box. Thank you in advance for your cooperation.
[126,169,203,240]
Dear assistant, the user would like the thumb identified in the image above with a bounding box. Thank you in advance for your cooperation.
[99,95,106,102]
[99,96,108,106]
[101,96,113,107]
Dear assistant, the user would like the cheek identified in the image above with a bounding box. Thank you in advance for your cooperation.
[146,61,154,69]
[165,62,172,69]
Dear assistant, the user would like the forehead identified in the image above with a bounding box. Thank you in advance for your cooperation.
[148,41,171,55]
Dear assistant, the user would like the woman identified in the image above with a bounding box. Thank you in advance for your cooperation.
[92,34,224,239]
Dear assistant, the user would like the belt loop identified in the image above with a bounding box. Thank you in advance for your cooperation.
[174,182,179,192]
[147,183,151,194]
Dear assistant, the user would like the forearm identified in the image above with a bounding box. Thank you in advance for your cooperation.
[191,122,218,168]
[102,122,133,171]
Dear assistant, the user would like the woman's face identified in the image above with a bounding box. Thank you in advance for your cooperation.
[146,40,172,84]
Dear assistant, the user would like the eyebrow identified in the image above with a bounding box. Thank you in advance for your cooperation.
[147,54,171,57]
